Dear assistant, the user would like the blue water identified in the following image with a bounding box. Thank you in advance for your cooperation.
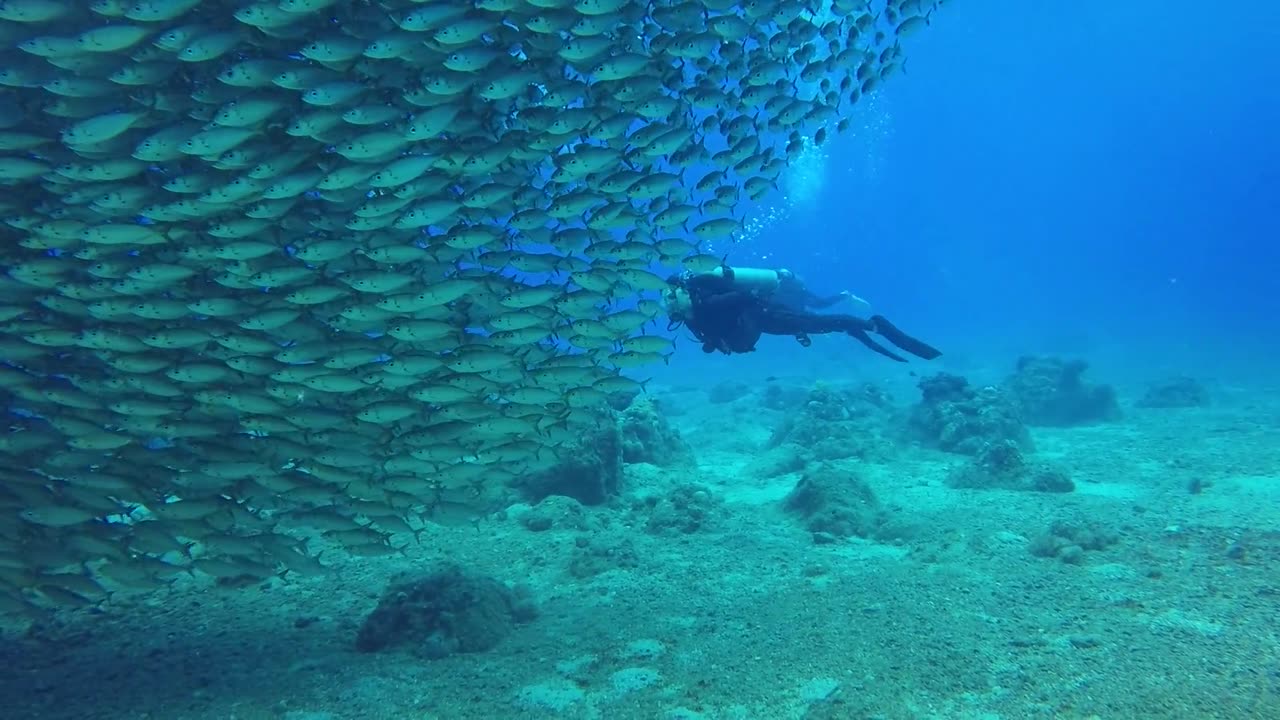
[709,0,1280,383]
[7,5,1280,718]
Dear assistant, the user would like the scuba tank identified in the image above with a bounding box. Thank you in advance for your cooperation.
[707,266,780,295]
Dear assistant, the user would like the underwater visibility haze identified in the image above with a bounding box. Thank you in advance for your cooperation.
[1,0,1278,718]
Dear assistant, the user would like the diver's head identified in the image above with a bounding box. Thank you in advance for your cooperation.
[662,285,693,322]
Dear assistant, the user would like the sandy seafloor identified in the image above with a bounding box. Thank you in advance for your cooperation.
[2,368,1279,720]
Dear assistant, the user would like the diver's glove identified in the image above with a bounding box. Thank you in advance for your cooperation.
[841,290,873,312]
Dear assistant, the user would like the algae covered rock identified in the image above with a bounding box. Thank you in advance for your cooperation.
[768,382,898,463]
[620,396,695,467]
[1136,376,1210,408]
[1029,520,1119,564]
[519,414,622,505]
[784,463,884,541]
[518,495,591,532]
[638,484,725,535]
[355,564,538,658]
[945,440,1074,493]
[1005,356,1120,426]
[568,531,640,579]
[908,373,1032,455]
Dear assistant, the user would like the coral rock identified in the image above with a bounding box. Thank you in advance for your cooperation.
[909,373,1033,455]
[355,564,537,658]
[1005,356,1120,426]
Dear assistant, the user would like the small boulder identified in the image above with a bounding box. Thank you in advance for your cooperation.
[1136,377,1210,408]
[1028,520,1119,564]
[520,495,589,532]
[946,440,1075,493]
[620,396,695,467]
[568,532,640,579]
[784,463,883,540]
[356,564,537,658]
[908,373,1033,455]
[1004,356,1120,426]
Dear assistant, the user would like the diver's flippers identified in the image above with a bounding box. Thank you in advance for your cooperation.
[869,315,942,360]
[848,328,907,362]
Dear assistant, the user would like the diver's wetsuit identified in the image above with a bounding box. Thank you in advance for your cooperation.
[681,270,941,362]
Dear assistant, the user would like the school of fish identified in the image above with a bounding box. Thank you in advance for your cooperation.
[0,0,944,618]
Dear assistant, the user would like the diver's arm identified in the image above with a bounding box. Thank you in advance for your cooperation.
[804,290,846,309]
[808,289,873,311]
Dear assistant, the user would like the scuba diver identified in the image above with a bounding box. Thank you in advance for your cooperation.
[664,265,942,363]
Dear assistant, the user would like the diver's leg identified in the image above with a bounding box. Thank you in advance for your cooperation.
[757,308,856,336]
[758,310,909,362]
[868,315,942,360]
